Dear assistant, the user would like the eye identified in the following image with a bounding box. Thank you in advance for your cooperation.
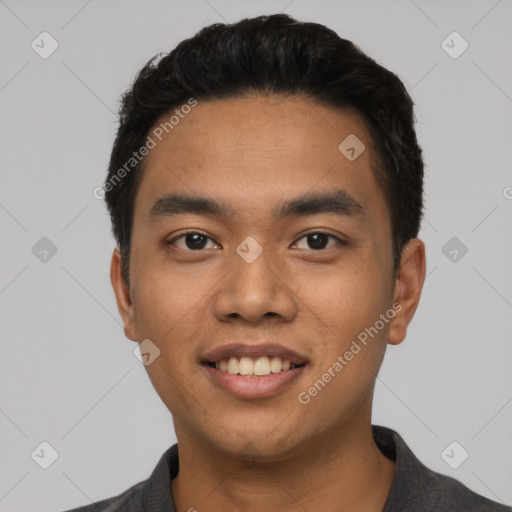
[167,232,220,251]
[291,231,344,251]
[166,230,344,252]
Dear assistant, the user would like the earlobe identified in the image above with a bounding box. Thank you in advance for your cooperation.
[110,248,137,341]
[388,238,426,346]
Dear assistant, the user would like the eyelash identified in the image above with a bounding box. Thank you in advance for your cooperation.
[166,230,345,251]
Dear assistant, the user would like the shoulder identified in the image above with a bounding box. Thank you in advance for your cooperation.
[431,471,511,511]
[60,444,179,512]
[61,480,145,512]
[372,425,510,512]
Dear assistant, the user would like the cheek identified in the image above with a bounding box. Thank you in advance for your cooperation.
[296,282,391,432]
[131,257,207,336]
[130,259,214,379]
[131,268,207,415]
[297,255,389,342]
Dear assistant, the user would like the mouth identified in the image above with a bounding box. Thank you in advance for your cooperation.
[200,343,309,399]
[203,356,305,376]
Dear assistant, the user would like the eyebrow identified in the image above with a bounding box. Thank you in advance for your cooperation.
[148,189,364,223]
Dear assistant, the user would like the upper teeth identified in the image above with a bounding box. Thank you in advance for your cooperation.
[213,356,297,375]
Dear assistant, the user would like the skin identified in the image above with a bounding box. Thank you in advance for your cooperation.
[110,94,426,512]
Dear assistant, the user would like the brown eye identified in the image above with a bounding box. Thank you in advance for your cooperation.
[292,231,343,251]
[167,232,220,251]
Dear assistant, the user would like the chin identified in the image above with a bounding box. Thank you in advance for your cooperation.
[207,425,302,462]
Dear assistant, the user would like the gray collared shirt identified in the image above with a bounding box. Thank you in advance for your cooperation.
[63,425,510,511]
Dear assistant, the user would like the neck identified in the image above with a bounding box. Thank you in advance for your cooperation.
[171,413,395,512]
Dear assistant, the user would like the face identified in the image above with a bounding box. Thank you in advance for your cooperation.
[111,95,423,460]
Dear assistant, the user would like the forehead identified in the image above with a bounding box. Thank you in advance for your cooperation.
[134,95,388,228]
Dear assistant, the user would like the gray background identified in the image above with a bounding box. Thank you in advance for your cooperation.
[1,0,511,510]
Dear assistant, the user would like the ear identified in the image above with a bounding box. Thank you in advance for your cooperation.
[110,248,137,342]
[388,238,426,346]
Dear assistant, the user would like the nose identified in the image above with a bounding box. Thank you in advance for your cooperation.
[212,244,298,324]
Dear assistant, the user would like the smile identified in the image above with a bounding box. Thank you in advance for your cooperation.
[205,356,304,376]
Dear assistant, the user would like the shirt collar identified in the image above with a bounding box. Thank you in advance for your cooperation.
[373,425,441,511]
[140,424,440,511]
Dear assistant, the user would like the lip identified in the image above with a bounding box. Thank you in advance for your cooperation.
[201,342,309,366]
[201,343,309,399]
[202,364,307,399]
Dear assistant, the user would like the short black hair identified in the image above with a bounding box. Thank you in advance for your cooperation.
[104,13,424,285]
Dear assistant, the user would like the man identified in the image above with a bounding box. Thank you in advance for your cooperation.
[65,13,510,512]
